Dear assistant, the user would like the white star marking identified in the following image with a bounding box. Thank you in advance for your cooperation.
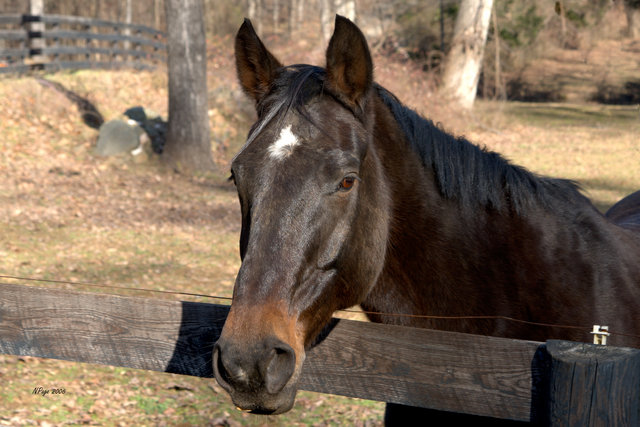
[268,125,299,160]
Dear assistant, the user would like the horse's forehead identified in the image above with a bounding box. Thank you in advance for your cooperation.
[242,113,316,159]
[261,114,360,165]
[233,90,365,178]
[268,125,301,160]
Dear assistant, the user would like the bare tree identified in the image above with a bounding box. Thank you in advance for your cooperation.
[440,0,493,109]
[335,0,356,21]
[123,0,132,51]
[297,0,305,29]
[320,0,333,42]
[289,0,304,33]
[154,0,161,29]
[248,0,263,34]
[29,0,45,61]
[491,4,505,99]
[163,0,215,173]
[623,0,640,38]
[321,0,356,41]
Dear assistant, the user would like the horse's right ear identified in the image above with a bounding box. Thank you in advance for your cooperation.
[235,19,282,104]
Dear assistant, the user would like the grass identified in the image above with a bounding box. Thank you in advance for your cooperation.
[0,54,638,425]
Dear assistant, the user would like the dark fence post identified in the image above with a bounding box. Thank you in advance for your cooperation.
[533,340,640,426]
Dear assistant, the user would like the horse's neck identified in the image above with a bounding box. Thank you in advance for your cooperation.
[360,98,490,328]
[361,98,596,335]
[362,162,506,332]
[361,97,640,346]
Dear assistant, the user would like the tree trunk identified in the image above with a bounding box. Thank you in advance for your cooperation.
[274,0,279,33]
[492,4,503,99]
[439,0,445,53]
[288,0,300,36]
[625,2,640,39]
[248,0,256,21]
[247,0,263,35]
[123,0,132,51]
[556,1,567,47]
[335,0,356,22]
[154,0,162,30]
[440,0,493,109]
[320,0,333,43]
[297,0,304,28]
[163,0,215,173]
[29,0,46,63]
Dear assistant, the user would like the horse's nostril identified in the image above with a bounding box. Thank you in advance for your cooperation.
[213,338,296,396]
[213,342,243,390]
[212,344,226,384]
[263,342,296,394]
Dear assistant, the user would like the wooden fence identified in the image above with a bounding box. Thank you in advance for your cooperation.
[0,14,166,74]
[0,281,639,425]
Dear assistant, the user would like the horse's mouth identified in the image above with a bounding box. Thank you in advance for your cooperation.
[229,392,296,415]
[234,404,276,415]
[245,406,286,415]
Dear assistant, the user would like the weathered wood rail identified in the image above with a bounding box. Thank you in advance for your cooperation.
[0,14,165,74]
[0,282,638,425]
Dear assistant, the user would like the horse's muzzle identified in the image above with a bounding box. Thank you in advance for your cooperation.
[213,336,298,414]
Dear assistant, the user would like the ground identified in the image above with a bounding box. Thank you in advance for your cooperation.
[0,35,639,426]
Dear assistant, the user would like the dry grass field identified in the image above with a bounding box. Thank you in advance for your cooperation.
[0,37,638,425]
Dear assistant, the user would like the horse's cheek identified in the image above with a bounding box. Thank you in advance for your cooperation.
[344,190,390,301]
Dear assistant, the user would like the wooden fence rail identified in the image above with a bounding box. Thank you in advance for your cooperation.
[0,14,166,74]
[0,282,638,425]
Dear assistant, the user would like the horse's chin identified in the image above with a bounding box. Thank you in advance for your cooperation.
[228,387,297,416]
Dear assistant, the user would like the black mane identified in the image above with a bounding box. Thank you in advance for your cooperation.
[375,85,586,214]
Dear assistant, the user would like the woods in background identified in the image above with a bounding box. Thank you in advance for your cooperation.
[5,1,638,102]
[4,1,638,43]
[4,0,638,169]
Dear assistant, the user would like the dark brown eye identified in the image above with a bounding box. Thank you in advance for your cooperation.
[339,176,356,192]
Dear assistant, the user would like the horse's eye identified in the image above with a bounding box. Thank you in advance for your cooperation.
[339,176,357,192]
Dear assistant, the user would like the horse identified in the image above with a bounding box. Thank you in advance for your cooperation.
[212,15,640,422]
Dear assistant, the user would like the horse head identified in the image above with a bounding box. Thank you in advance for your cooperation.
[213,16,391,414]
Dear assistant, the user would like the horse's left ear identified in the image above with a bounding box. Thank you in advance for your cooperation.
[235,19,283,104]
[325,15,373,110]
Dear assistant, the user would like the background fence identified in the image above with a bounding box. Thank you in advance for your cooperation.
[0,14,166,74]
[1,281,639,425]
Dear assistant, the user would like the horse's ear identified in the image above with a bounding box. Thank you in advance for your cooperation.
[325,15,373,109]
[235,19,283,103]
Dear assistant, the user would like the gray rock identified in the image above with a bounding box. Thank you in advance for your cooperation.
[94,119,144,156]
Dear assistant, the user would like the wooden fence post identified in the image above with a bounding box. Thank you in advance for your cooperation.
[532,340,640,426]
